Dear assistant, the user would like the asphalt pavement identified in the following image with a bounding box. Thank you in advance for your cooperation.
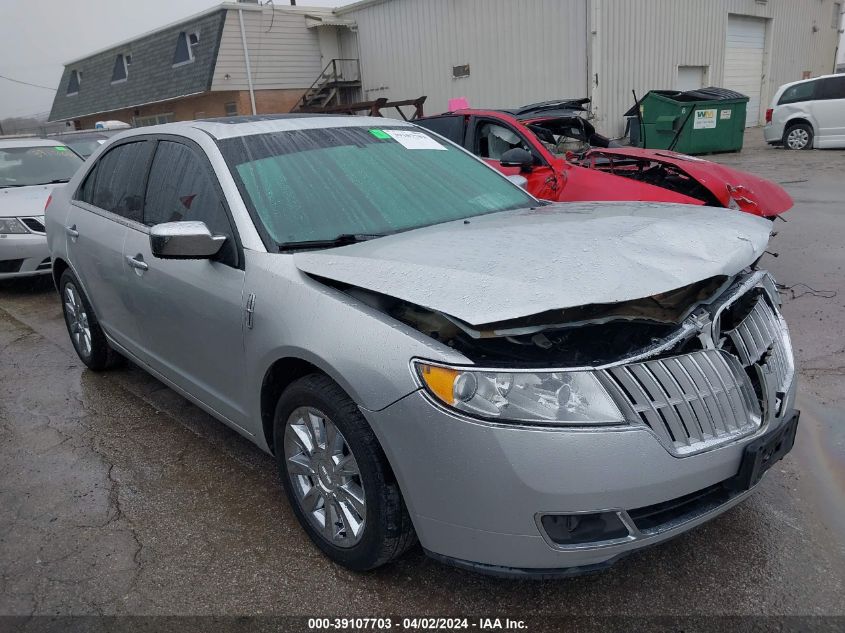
[0,129,843,627]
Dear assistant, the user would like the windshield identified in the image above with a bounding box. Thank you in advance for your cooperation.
[61,138,106,158]
[526,117,595,156]
[217,125,535,247]
[0,146,83,188]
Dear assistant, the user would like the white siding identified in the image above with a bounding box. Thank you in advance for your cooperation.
[724,15,767,127]
[341,0,589,117]
[677,66,708,91]
[211,7,325,91]
[342,0,837,133]
[590,0,841,135]
[339,25,359,61]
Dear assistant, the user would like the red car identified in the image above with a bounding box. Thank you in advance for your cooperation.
[416,100,793,217]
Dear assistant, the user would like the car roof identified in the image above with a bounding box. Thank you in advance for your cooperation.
[52,131,110,139]
[0,138,69,149]
[111,114,416,141]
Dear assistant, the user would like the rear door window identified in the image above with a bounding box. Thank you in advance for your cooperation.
[816,76,845,100]
[90,141,154,222]
[414,116,466,145]
[143,140,238,266]
[778,81,817,105]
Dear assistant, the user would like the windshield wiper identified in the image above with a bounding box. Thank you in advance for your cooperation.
[276,233,384,252]
[0,179,70,189]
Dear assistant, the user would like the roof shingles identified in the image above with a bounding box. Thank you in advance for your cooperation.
[49,9,227,122]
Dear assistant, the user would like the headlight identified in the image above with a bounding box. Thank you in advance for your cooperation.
[0,218,28,234]
[415,361,624,425]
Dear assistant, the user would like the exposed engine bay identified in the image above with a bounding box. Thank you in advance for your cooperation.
[319,270,769,369]
[568,151,722,206]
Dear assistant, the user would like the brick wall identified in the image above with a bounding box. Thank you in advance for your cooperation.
[74,88,305,129]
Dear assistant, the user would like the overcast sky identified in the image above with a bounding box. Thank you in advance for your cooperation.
[0,0,356,119]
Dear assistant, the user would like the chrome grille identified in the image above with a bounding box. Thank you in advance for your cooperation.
[601,350,761,455]
[723,294,793,392]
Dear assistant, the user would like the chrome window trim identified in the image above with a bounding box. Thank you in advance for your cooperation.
[70,200,150,233]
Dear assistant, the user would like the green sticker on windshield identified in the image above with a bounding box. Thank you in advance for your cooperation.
[369,129,391,139]
[54,146,67,151]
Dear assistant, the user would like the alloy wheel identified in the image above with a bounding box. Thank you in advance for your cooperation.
[284,406,366,548]
[786,128,809,150]
[64,283,92,359]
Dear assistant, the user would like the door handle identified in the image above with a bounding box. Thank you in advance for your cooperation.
[65,224,79,239]
[126,254,149,272]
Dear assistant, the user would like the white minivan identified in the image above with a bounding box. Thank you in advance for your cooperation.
[764,74,845,150]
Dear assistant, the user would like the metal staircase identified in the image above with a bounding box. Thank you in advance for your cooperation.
[293,59,362,111]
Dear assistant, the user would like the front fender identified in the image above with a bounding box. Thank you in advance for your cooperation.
[244,251,470,421]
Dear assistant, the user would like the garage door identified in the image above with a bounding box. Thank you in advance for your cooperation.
[724,15,767,127]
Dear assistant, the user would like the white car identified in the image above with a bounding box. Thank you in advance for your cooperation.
[0,139,83,279]
[764,74,845,150]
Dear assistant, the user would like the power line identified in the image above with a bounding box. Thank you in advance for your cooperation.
[0,74,56,91]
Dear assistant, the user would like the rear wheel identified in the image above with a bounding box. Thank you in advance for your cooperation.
[274,374,416,570]
[783,123,813,150]
[59,269,119,371]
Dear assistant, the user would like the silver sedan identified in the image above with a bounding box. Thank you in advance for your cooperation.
[46,116,798,576]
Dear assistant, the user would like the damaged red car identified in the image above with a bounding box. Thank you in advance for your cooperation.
[416,100,793,218]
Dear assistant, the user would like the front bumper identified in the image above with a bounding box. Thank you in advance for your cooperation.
[0,233,51,279]
[363,381,797,573]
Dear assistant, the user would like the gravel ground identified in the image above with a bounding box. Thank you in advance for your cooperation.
[0,129,843,630]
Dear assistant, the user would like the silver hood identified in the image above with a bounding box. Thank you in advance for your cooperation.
[0,184,59,218]
[294,202,772,326]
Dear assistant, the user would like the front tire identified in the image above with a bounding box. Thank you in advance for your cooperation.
[273,374,416,571]
[783,123,813,150]
[59,269,119,371]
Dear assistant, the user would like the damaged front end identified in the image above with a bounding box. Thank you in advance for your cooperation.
[325,269,794,456]
[571,148,794,217]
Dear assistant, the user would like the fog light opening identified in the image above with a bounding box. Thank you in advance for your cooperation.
[540,512,631,546]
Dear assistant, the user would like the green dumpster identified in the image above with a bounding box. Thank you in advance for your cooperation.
[626,88,749,154]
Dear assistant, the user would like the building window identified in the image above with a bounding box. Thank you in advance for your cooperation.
[67,70,81,95]
[111,54,130,83]
[224,102,238,116]
[133,113,175,127]
[173,31,199,66]
[452,64,470,79]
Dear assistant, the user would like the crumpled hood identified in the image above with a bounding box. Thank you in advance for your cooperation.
[0,184,59,218]
[295,202,772,326]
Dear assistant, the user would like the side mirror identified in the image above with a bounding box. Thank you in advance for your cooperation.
[505,174,529,189]
[499,148,534,173]
[149,221,226,259]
